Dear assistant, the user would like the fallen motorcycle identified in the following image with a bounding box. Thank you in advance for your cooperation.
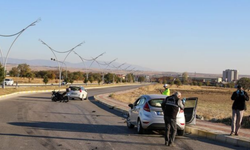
[51,90,69,103]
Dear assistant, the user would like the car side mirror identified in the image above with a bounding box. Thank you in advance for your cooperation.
[128,104,133,109]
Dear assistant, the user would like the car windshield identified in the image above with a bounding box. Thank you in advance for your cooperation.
[70,87,81,91]
[148,99,164,107]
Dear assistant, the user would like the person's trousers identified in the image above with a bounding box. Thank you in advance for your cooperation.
[164,116,177,144]
[231,109,244,134]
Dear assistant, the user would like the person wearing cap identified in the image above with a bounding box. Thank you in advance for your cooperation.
[161,84,170,96]
[230,85,249,136]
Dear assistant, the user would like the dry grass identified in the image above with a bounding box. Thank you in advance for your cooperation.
[111,84,250,127]
[0,83,120,96]
[9,77,86,84]
[0,85,69,95]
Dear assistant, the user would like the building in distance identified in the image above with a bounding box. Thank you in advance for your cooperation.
[222,69,238,82]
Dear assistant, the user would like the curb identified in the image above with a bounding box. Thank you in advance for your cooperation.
[185,126,250,148]
[94,94,250,149]
[94,95,129,115]
[0,90,53,100]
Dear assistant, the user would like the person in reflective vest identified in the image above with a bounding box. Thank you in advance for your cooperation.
[161,91,185,147]
[161,84,170,96]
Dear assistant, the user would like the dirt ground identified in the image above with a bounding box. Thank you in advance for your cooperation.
[110,84,250,128]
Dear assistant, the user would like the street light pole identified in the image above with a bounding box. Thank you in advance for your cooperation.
[0,19,40,88]
[95,58,118,84]
[112,63,126,84]
[51,58,68,83]
[40,40,83,88]
[120,65,131,83]
[73,51,105,85]
[102,58,117,84]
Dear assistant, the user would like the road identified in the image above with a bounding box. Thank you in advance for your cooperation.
[0,85,245,150]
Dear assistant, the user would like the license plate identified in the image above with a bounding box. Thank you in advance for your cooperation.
[156,111,163,115]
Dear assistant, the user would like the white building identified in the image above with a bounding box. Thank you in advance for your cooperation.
[222,69,238,82]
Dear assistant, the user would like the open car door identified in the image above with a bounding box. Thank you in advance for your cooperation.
[184,97,198,125]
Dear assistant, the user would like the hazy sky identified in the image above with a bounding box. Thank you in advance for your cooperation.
[0,1,250,74]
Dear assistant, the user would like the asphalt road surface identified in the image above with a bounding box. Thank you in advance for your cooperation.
[0,85,246,150]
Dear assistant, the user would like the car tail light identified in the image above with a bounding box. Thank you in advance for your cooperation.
[179,109,184,113]
[79,89,82,93]
[143,122,149,124]
[180,123,185,125]
[143,103,150,112]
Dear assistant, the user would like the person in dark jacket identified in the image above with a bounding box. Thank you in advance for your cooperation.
[161,91,185,146]
[230,85,249,136]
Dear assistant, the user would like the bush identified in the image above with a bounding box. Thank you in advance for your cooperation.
[109,93,114,97]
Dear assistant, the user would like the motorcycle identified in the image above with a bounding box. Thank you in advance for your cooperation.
[51,90,69,103]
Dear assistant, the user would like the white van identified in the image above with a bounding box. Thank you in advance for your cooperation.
[4,79,14,85]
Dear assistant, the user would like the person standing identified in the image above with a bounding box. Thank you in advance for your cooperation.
[161,92,185,146]
[161,84,170,96]
[230,85,249,136]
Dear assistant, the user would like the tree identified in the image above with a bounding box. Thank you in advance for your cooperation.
[47,71,56,80]
[69,78,74,84]
[138,76,145,83]
[182,72,189,85]
[34,70,48,78]
[93,73,102,85]
[17,64,31,77]
[26,72,35,82]
[228,82,235,88]
[89,76,94,83]
[0,64,4,83]
[9,67,19,77]
[43,75,49,85]
[97,78,102,85]
[193,81,198,85]
[237,78,250,90]
[126,73,134,82]
[84,78,88,84]
[174,78,182,87]
[72,71,84,80]
[198,82,203,86]
[104,73,114,83]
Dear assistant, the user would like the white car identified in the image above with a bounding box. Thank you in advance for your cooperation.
[68,86,88,100]
[4,79,14,85]
[127,94,198,135]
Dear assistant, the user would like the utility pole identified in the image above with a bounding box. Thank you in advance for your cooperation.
[0,19,40,88]
[73,51,105,85]
[95,58,117,84]
[40,40,83,88]
[112,63,126,84]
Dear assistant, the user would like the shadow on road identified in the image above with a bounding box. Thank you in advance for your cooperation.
[8,121,134,135]
[0,133,166,147]
[19,96,51,100]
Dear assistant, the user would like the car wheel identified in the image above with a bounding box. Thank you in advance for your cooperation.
[137,119,144,134]
[127,115,134,129]
[84,94,88,100]
[177,129,185,136]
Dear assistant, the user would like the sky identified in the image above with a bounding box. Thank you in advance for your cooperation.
[0,0,250,75]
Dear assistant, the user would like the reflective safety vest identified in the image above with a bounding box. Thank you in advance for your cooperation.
[162,88,170,96]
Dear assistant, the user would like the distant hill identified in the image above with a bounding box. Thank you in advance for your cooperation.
[5,57,151,71]
[4,58,250,78]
